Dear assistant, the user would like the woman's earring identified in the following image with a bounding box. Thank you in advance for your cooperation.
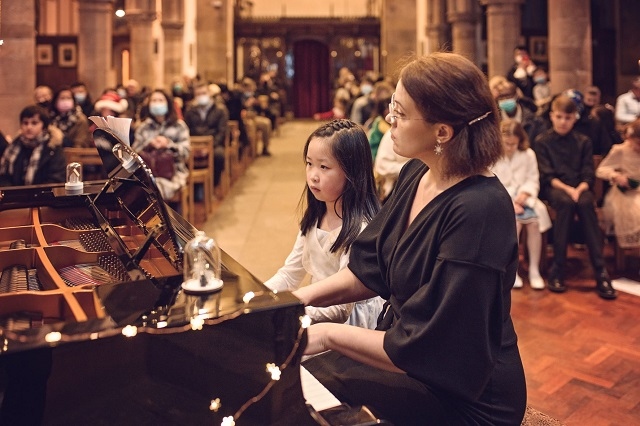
[434,139,443,156]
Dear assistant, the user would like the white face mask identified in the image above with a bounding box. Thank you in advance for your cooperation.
[196,94,211,106]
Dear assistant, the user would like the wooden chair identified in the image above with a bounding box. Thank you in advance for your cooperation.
[188,135,215,224]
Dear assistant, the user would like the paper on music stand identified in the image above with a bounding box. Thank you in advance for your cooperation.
[89,116,132,146]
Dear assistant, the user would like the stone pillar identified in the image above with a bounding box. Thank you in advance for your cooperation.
[446,0,478,62]
[196,0,228,83]
[0,0,36,134]
[425,0,450,54]
[382,0,417,78]
[547,0,592,94]
[480,0,524,79]
[125,0,157,88]
[161,0,184,90]
[77,0,115,97]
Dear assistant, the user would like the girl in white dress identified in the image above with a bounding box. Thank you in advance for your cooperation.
[492,119,552,289]
[265,119,384,329]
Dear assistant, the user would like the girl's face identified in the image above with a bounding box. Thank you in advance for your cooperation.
[386,80,438,160]
[306,136,346,204]
[20,115,45,140]
[502,133,519,157]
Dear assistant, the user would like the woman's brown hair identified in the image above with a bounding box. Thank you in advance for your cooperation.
[500,119,530,151]
[399,52,502,179]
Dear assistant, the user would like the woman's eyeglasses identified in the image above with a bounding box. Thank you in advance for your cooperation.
[387,93,427,124]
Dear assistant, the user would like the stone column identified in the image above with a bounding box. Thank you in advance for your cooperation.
[125,0,157,88]
[425,0,450,54]
[480,0,524,79]
[0,0,36,134]
[382,0,417,77]
[196,0,228,83]
[161,0,184,90]
[547,0,592,94]
[77,0,115,97]
[446,0,478,62]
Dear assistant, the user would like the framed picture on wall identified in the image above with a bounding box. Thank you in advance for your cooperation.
[58,43,77,67]
[36,45,53,66]
[529,36,548,62]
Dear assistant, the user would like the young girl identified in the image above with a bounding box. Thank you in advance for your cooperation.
[264,119,383,329]
[492,119,551,289]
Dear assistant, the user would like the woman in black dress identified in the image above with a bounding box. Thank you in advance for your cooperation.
[297,52,527,425]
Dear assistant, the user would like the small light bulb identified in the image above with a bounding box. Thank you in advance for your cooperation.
[266,363,281,381]
[221,416,235,426]
[190,317,204,330]
[209,398,221,412]
[45,332,62,343]
[242,291,255,303]
[122,325,138,337]
[300,315,312,328]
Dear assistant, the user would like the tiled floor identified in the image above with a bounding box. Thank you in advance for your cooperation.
[200,119,319,282]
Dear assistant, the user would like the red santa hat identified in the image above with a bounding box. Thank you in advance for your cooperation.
[94,92,128,114]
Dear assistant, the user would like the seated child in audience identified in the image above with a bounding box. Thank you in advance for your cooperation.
[264,119,384,329]
[491,119,551,289]
[596,118,640,249]
[534,95,616,299]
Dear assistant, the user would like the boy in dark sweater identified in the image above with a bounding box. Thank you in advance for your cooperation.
[534,95,616,299]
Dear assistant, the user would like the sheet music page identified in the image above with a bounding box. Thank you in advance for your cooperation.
[89,116,132,146]
[300,366,341,412]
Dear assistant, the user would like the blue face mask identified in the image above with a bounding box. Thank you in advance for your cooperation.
[498,98,517,114]
[149,103,168,117]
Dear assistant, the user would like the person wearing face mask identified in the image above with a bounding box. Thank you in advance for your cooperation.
[70,81,94,117]
[532,67,551,108]
[0,105,66,187]
[34,86,54,113]
[495,81,538,145]
[349,75,377,126]
[184,82,229,187]
[506,46,537,99]
[51,87,91,148]
[133,89,191,201]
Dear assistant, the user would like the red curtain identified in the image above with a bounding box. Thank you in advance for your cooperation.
[292,40,331,118]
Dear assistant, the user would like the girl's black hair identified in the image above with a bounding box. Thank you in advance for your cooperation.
[299,119,380,253]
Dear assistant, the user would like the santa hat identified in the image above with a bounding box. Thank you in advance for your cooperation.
[94,92,128,114]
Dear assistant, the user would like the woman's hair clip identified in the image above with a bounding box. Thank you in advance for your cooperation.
[468,111,492,125]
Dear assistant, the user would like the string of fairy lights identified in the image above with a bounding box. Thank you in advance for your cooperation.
[0,291,312,426]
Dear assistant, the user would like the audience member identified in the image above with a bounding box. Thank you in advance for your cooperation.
[184,82,229,187]
[492,119,551,290]
[133,89,190,201]
[240,77,273,156]
[583,85,601,117]
[51,87,91,148]
[534,95,615,299]
[298,52,526,425]
[70,81,95,117]
[90,90,132,144]
[33,85,53,112]
[532,67,551,108]
[596,118,640,249]
[0,105,66,186]
[349,75,376,125]
[615,76,640,126]
[264,119,383,328]
[506,45,537,99]
[367,96,391,160]
[373,130,409,203]
[589,104,623,156]
[495,80,538,142]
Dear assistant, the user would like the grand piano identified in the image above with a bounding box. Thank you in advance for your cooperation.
[0,126,384,425]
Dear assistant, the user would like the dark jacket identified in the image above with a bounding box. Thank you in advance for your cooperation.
[184,103,229,148]
[0,126,67,187]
